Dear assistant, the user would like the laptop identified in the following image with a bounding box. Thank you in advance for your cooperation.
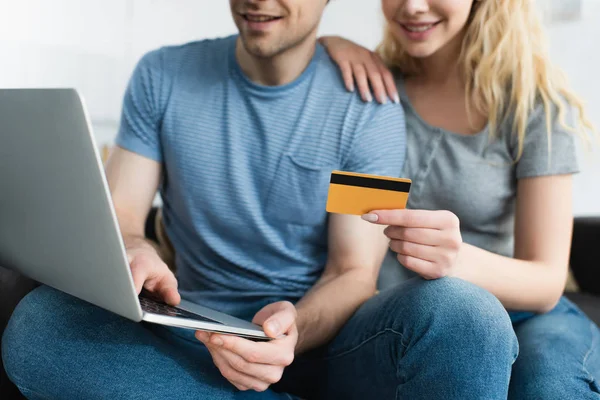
[0,88,269,340]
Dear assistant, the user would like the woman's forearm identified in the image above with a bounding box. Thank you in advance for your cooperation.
[455,243,567,313]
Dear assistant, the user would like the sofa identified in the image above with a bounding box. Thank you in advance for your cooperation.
[1,215,599,399]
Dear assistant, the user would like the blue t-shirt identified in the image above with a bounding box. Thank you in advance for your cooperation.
[116,35,406,318]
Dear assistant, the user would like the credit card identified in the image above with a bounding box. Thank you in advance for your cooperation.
[326,170,411,215]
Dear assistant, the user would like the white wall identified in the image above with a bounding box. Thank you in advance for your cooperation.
[545,1,600,215]
[1,0,598,214]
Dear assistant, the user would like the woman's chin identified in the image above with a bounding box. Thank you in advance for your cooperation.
[403,46,438,60]
[390,36,437,59]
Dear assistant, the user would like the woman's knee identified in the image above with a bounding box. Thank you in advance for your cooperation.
[392,277,517,355]
[396,277,508,321]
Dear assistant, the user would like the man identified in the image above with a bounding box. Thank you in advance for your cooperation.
[2,1,516,399]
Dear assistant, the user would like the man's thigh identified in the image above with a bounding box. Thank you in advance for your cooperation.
[2,286,291,400]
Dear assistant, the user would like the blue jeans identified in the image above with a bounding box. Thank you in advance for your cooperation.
[508,298,600,399]
[1,277,542,399]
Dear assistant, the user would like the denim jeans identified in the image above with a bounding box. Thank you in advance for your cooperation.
[3,276,568,399]
[508,297,600,399]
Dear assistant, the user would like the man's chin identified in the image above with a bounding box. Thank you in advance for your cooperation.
[242,41,281,59]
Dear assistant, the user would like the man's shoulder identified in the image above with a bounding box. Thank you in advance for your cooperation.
[311,44,353,98]
[138,35,236,75]
[160,35,235,59]
[311,45,404,122]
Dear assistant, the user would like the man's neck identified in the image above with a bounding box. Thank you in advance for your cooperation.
[235,36,317,87]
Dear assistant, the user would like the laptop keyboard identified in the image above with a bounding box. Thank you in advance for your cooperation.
[139,296,224,325]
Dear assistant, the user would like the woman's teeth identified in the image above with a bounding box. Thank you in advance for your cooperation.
[404,24,435,32]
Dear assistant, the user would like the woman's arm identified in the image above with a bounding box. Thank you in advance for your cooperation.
[319,36,399,104]
[364,174,572,313]
[455,174,572,313]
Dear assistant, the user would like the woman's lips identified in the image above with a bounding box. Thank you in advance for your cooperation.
[398,21,441,41]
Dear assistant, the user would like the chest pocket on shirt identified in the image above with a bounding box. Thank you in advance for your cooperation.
[265,153,332,226]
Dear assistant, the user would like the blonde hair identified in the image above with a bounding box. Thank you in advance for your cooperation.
[378,0,595,159]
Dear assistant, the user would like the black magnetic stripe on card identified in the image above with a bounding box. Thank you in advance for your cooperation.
[330,173,411,192]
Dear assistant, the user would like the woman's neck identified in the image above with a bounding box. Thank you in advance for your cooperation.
[413,29,464,86]
[404,31,488,136]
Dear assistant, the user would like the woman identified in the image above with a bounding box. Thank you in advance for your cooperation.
[321,0,599,398]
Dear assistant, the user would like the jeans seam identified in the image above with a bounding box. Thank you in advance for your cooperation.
[583,320,600,393]
[321,328,408,361]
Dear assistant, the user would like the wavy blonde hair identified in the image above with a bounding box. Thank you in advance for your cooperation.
[378,0,595,159]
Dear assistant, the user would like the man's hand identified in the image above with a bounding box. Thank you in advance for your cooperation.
[126,241,180,306]
[105,147,178,305]
[196,301,298,392]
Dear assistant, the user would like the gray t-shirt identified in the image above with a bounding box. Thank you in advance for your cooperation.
[379,77,580,287]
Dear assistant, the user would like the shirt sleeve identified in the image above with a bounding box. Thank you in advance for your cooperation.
[115,49,168,162]
[343,102,407,178]
[515,101,580,179]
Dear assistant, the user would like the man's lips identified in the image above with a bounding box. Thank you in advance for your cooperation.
[240,13,283,23]
[238,12,284,33]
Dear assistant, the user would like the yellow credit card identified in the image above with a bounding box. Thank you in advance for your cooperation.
[326,170,411,215]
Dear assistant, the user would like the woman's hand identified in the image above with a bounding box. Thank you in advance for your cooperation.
[319,36,399,105]
[362,209,463,280]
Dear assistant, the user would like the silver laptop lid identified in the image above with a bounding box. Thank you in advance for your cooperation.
[0,88,143,321]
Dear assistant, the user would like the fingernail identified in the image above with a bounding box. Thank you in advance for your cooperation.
[361,213,379,223]
[379,95,388,105]
[196,331,208,342]
[266,320,281,336]
[349,84,355,92]
[394,94,400,104]
[365,93,373,103]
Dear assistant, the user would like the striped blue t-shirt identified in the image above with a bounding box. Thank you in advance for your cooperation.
[116,35,406,318]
